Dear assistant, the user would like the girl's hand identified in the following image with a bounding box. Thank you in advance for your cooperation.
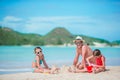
[93,65,99,68]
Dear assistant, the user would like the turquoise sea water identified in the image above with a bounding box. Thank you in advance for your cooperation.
[0,46,120,74]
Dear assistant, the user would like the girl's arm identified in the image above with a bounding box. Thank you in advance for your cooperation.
[86,55,94,66]
[42,55,49,69]
[102,56,106,68]
[36,56,43,69]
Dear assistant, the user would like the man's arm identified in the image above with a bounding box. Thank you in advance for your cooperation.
[81,46,87,68]
[73,49,79,66]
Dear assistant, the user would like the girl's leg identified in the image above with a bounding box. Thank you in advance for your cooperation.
[32,62,36,68]
[68,65,76,72]
[33,67,59,74]
[43,67,59,74]
[76,62,81,68]
[34,68,53,74]
[43,67,51,70]
[78,64,84,70]
[43,69,51,73]
[68,66,87,73]
[34,68,44,73]
[75,69,87,73]
[50,67,59,74]
[93,68,105,74]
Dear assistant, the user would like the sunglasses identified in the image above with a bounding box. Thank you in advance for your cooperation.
[37,51,42,54]
[75,41,83,45]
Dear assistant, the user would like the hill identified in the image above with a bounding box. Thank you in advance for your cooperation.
[0,26,119,46]
[43,27,74,45]
[79,35,110,45]
[111,40,120,46]
[43,27,110,46]
[0,27,44,45]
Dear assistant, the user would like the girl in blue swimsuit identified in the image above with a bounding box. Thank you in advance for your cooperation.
[32,47,59,74]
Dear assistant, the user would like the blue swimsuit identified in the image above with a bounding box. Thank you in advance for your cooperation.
[32,59,43,72]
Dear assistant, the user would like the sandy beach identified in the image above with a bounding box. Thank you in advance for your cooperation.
[0,66,120,80]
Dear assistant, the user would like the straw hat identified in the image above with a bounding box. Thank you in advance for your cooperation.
[73,36,85,43]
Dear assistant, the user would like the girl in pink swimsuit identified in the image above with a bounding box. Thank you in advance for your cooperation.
[87,49,106,73]
[68,49,106,73]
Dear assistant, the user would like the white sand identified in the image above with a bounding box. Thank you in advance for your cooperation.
[0,66,120,80]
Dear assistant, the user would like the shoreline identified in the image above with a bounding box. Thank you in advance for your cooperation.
[1,45,120,48]
[0,66,120,80]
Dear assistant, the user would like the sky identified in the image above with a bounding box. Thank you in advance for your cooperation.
[0,0,120,42]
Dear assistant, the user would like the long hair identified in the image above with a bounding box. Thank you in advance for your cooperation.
[93,49,101,56]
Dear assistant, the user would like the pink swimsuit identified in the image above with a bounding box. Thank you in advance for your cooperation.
[96,56,103,66]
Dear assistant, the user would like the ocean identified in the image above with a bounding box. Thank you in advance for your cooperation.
[0,46,120,74]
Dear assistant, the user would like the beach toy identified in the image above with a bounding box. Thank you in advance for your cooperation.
[87,66,93,73]
[44,72,50,74]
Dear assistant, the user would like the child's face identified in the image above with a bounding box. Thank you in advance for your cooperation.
[35,49,42,56]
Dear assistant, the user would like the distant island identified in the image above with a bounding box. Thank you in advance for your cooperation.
[0,26,120,46]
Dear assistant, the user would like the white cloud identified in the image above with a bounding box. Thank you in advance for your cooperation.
[0,16,24,31]
[3,16,22,22]
[28,16,96,24]
[23,16,97,33]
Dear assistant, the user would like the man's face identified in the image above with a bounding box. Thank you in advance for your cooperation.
[75,40,83,48]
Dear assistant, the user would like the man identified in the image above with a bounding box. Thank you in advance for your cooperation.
[73,36,93,69]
